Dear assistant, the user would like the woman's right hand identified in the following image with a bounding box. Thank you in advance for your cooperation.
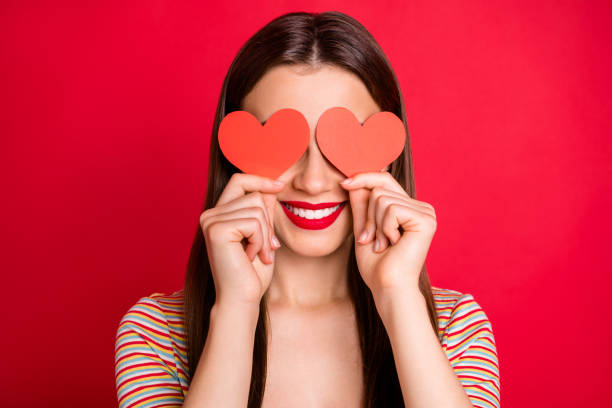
[199,173,285,308]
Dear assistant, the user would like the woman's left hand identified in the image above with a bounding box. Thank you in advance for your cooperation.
[340,171,437,296]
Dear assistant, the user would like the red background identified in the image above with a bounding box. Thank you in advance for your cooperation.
[1,1,610,406]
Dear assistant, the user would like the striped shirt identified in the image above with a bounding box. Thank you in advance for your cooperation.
[114,286,500,407]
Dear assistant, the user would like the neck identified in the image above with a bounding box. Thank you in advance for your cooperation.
[264,234,354,309]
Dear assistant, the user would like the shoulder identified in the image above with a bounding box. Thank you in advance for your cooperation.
[115,288,188,372]
[114,289,189,405]
[430,286,495,351]
[431,286,500,406]
[147,289,186,329]
[117,289,185,333]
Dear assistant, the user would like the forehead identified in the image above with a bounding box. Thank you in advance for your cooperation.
[240,64,381,126]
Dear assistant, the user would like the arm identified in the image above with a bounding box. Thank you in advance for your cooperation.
[373,288,474,408]
[182,301,260,408]
[114,297,186,408]
[439,294,500,407]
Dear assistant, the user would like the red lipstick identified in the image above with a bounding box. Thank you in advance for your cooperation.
[280,200,347,230]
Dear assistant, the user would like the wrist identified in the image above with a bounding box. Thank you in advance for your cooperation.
[372,286,425,322]
[212,299,260,323]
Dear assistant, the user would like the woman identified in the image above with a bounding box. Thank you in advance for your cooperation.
[114,11,500,408]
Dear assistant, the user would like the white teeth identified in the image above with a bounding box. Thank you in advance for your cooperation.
[284,203,341,219]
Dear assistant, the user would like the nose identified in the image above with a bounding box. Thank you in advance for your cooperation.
[290,138,338,196]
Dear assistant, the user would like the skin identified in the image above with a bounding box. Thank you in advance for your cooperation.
[241,63,383,309]
[211,63,474,407]
[241,63,378,406]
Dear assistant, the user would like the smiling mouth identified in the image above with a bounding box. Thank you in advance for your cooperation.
[280,200,347,220]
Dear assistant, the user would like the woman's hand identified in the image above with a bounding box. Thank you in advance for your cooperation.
[199,173,285,308]
[340,171,437,296]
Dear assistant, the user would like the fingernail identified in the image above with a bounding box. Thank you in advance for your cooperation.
[341,178,352,185]
[273,180,285,186]
[374,238,381,251]
[367,226,374,241]
[271,235,281,248]
[358,230,368,243]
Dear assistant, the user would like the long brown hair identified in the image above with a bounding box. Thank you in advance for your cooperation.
[184,11,439,407]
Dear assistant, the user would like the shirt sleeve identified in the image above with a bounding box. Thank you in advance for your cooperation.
[442,293,500,408]
[114,296,185,408]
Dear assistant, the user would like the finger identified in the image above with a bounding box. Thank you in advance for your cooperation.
[373,195,396,252]
[376,199,434,252]
[206,191,277,247]
[342,171,436,217]
[202,208,274,263]
[260,192,280,232]
[247,192,275,246]
[380,203,402,247]
[205,217,264,262]
[220,173,284,243]
[233,218,270,264]
[247,192,278,250]
[346,187,370,241]
[344,177,435,245]
[341,171,436,217]
[216,173,286,207]
[362,188,408,243]
[340,171,405,196]
[372,194,398,252]
[374,193,428,251]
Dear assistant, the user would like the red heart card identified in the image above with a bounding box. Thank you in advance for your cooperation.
[315,107,406,177]
[218,108,310,179]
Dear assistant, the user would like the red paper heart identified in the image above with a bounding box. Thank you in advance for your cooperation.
[315,107,406,177]
[218,108,310,179]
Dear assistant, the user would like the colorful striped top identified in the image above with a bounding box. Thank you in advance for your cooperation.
[114,286,500,407]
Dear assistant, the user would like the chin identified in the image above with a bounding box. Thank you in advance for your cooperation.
[276,220,353,257]
[282,234,349,257]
